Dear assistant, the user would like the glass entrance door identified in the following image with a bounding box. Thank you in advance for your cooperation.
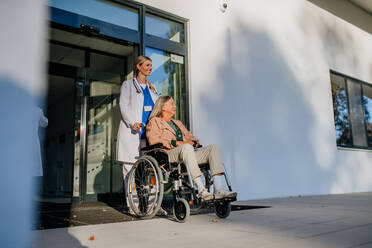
[43,44,86,204]
[44,25,136,203]
[83,70,124,202]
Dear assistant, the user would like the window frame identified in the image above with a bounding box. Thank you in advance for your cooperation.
[330,70,372,151]
[49,0,191,128]
[140,3,190,128]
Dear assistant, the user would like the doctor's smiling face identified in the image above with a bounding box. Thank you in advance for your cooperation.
[137,59,152,77]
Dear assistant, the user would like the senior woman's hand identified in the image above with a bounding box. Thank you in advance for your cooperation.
[176,140,194,147]
[185,138,200,147]
[192,139,200,147]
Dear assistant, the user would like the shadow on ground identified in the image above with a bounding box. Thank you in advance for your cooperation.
[34,200,270,230]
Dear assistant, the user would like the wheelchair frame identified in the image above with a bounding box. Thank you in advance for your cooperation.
[126,143,236,222]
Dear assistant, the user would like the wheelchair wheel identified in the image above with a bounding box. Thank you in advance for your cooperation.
[127,155,164,219]
[215,201,231,219]
[173,198,190,223]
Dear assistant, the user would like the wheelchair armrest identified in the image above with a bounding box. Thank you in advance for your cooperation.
[140,143,163,152]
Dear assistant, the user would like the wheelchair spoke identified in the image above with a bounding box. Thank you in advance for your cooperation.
[127,155,164,219]
[135,160,154,215]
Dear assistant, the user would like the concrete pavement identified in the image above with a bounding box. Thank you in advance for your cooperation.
[32,192,372,248]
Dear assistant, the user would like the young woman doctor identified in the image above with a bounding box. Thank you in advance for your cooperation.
[116,55,165,215]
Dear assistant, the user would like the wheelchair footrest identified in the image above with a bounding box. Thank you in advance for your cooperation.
[202,195,237,204]
[217,195,237,202]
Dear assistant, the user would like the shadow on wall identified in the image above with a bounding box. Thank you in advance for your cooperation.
[198,23,334,200]
[298,5,359,74]
[298,5,372,193]
[198,1,372,199]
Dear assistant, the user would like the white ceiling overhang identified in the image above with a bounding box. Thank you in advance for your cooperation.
[307,0,372,35]
[349,0,372,15]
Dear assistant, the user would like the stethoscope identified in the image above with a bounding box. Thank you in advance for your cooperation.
[133,78,159,95]
[133,79,142,94]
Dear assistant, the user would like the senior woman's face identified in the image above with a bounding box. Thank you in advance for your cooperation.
[137,60,152,76]
[162,98,176,117]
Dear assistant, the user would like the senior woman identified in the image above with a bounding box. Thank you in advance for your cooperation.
[146,96,237,200]
[116,55,168,215]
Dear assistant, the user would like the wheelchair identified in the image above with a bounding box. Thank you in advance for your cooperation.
[126,143,237,222]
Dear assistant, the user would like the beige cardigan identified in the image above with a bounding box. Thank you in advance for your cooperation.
[146,117,198,150]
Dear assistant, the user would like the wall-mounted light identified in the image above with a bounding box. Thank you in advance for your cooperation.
[220,2,228,13]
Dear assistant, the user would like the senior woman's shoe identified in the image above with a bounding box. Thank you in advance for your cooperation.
[214,189,237,200]
[199,188,214,201]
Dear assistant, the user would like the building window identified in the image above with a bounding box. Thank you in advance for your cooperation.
[48,0,139,31]
[146,47,187,124]
[362,84,372,146]
[145,13,185,43]
[144,10,188,127]
[330,71,372,149]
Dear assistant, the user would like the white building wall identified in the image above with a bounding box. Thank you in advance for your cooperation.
[138,0,372,200]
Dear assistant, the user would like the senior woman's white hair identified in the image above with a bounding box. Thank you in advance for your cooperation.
[149,95,172,120]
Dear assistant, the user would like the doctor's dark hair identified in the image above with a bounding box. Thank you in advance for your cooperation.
[134,55,157,93]
[149,96,172,120]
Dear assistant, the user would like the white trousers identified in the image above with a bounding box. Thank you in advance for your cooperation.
[122,139,147,208]
[167,144,225,180]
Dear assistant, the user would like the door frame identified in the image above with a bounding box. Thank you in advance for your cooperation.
[48,0,190,202]
[48,22,138,203]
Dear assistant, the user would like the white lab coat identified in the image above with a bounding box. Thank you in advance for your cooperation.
[33,107,48,176]
[116,79,158,163]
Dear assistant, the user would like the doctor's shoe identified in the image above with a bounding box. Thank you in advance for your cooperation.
[214,189,237,200]
[127,207,135,216]
[199,188,214,201]
[156,207,168,216]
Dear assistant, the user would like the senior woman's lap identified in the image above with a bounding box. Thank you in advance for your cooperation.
[194,144,224,175]
[168,143,195,163]
[167,144,224,178]
[167,144,202,179]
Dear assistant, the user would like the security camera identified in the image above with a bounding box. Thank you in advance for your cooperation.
[220,2,228,13]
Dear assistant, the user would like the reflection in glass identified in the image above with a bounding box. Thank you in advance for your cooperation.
[86,79,121,194]
[146,47,187,124]
[330,74,352,146]
[362,84,372,147]
[90,53,125,75]
[347,79,367,147]
[48,0,139,31]
[73,80,84,197]
[44,75,76,201]
[146,13,184,43]
[85,45,133,195]
[49,44,85,68]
